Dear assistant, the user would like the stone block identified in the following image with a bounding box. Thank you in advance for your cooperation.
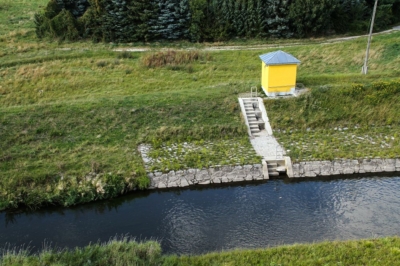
[253,164,262,170]
[244,175,253,181]
[157,183,167,189]
[233,176,244,182]
[221,166,233,173]
[168,175,179,184]
[199,180,211,185]
[244,165,253,171]
[180,178,189,187]
[196,169,210,181]
[320,161,333,176]
[226,174,236,181]
[303,163,318,177]
[221,176,229,183]
[168,182,178,188]
[291,164,300,177]
[167,171,176,177]
[396,159,400,171]
[371,159,382,172]
[298,163,305,176]
[383,159,396,172]
[231,169,246,177]
[211,171,224,178]
[212,178,221,184]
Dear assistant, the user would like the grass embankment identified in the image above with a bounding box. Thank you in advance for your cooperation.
[1,0,400,210]
[266,81,400,161]
[2,237,400,265]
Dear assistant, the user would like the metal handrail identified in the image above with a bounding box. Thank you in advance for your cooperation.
[250,86,258,98]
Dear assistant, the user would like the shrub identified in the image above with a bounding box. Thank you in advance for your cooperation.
[141,50,211,68]
[338,83,365,97]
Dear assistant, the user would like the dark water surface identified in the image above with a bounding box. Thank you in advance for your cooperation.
[1,174,400,255]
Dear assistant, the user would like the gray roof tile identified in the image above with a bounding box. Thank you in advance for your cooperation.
[259,50,300,65]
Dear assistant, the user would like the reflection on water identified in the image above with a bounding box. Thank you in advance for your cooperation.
[1,174,400,255]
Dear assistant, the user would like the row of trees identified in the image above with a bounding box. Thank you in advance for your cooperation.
[35,0,400,42]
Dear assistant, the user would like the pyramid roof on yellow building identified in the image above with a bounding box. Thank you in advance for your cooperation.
[259,50,300,65]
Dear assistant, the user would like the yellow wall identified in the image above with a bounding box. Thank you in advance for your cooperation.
[261,64,297,94]
[261,62,269,90]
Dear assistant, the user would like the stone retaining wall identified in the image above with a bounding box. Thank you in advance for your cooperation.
[148,164,264,189]
[292,158,400,178]
[147,159,400,189]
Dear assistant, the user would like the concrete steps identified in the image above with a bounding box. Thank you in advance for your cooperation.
[241,98,265,136]
[266,162,280,176]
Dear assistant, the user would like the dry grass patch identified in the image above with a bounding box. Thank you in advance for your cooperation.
[141,50,211,68]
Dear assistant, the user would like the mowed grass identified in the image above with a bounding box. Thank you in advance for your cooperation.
[2,237,400,266]
[1,0,400,210]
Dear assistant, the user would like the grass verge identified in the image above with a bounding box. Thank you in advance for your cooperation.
[2,237,400,266]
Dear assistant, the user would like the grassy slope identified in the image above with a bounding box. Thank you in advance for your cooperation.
[1,1,400,210]
[2,237,400,266]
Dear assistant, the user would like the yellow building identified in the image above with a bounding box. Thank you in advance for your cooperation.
[259,50,300,97]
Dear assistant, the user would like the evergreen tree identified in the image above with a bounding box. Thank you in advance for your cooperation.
[100,0,135,42]
[150,0,191,40]
[188,0,207,42]
[331,0,368,34]
[128,0,157,41]
[254,0,267,38]
[55,0,90,18]
[245,0,257,37]
[289,0,336,37]
[232,0,245,37]
[266,0,293,38]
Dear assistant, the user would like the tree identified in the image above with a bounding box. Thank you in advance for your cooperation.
[331,0,368,34]
[266,0,293,38]
[128,0,157,41]
[289,0,336,37]
[150,0,191,40]
[188,0,207,41]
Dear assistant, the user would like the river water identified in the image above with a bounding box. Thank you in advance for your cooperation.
[1,174,400,255]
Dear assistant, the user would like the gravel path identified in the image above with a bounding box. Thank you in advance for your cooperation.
[113,28,399,53]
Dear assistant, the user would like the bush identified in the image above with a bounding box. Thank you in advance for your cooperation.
[339,83,365,97]
[141,50,211,68]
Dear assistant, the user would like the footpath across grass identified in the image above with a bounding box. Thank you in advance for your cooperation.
[2,237,400,266]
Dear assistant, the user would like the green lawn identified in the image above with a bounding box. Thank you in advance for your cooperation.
[1,0,400,210]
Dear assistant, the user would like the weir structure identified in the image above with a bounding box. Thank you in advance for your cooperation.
[238,91,293,179]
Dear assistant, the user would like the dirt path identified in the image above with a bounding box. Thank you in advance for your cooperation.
[113,27,400,53]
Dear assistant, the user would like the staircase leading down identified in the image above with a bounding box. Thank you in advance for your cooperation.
[242,98,265,136]
[239,97,294,179]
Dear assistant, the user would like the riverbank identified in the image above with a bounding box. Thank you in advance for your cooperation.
[143,159,400,189]
[2,237,400,265]
[1,0,400,211]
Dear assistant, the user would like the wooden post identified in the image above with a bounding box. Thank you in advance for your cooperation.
[362,0,379,74]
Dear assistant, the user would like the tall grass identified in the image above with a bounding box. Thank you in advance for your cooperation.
[2,237,400,266]
[141,50,211,68]
[0,238,162,266]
